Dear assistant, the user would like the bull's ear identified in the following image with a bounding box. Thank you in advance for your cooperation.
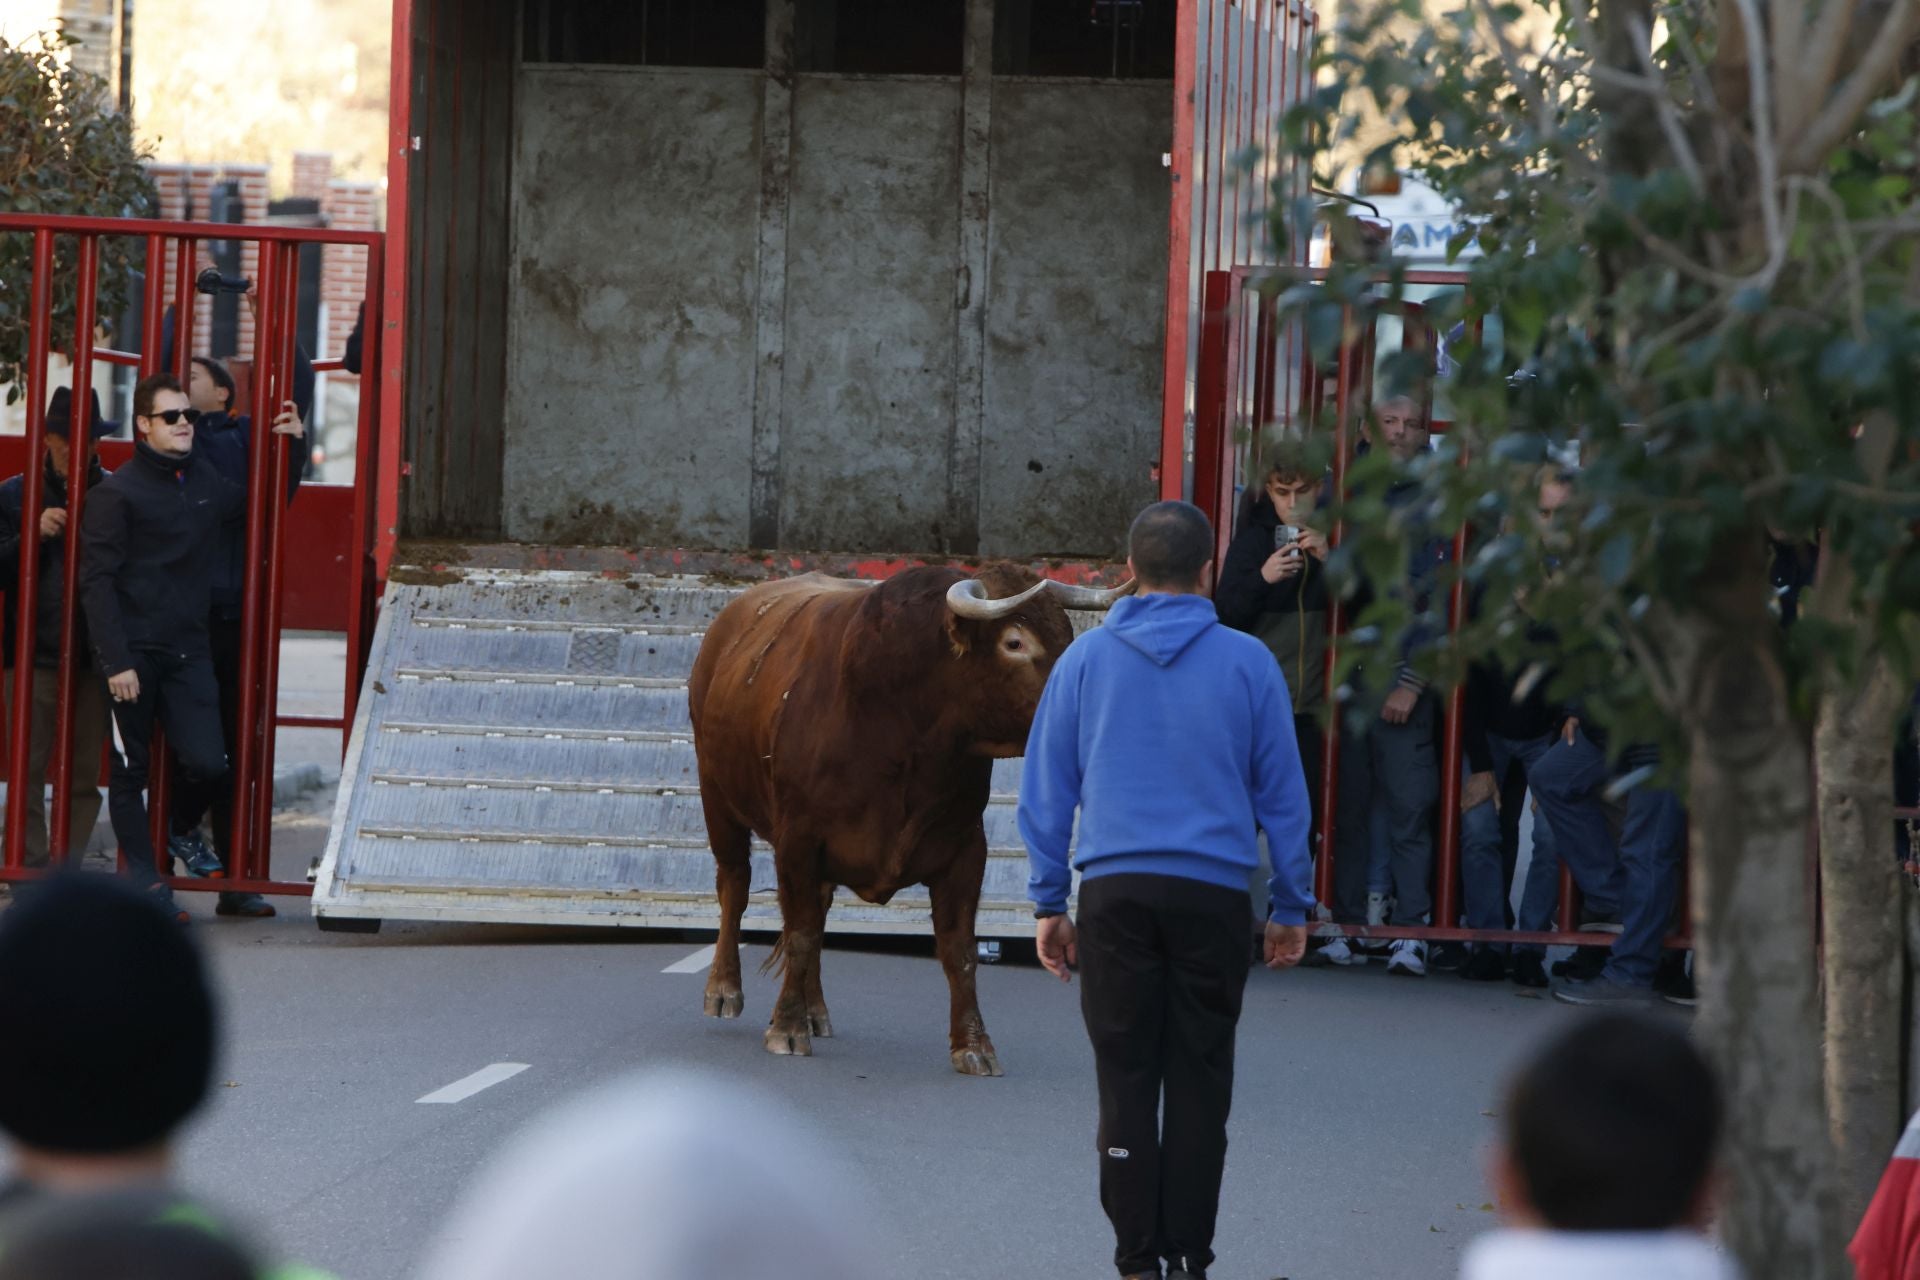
[944,612,972,658]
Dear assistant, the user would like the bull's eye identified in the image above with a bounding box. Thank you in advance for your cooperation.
[1004,637,1023,652]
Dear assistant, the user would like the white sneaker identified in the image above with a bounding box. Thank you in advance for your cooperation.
[1386,938,1428,977]
[1305,936,1367,967]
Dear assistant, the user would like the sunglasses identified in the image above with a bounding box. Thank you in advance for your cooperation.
[147,408,202,426]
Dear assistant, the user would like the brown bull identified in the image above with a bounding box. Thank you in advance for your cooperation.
[688,564,1128,1076]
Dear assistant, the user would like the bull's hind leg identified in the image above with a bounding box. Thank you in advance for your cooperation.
[765,860,828,1057]
[703,798,751,1020]
[804,882,834,1038]
[931,833,1002,1077]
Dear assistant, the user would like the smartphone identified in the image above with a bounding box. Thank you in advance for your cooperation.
[1274,524,1301,551]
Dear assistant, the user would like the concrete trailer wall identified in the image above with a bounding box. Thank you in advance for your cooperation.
[504,59,1169,559]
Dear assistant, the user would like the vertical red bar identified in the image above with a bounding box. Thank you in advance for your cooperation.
[343,242,385,735]
[1557,862,1577,931]
[251,244,301,879]
[1192,271,1233,537]
[141,234,167,378]
[1313,307,1355,911]
[148,234,196,872]
[229,240,281,883]
[47,236,101,863]
[1161,0,1201,500]
[171,238,196,377]
[5,230,57,874]
[376,0,415,578]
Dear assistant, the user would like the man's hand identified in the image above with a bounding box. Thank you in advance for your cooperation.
[107,669,139,703]
[1462,770,1498,812]
[1263,921,1308,969]
[271,400,306,440]
[1562,716,1580,745]
[1260,547,1303,584]
[1297,528,1329,561]
[38,507,66,540]
[1381,686,1419,725]
[1036,914,1077,983]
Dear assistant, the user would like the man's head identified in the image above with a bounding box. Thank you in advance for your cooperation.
[1494,1012,1721,1232]
[1536,464,1574,524]
[43,387,115,479]
[1261,442,1319,529]
[0,874,218,1171]
[187,357,236,417]
[132,374,197,458]
[1368,395,1430,463]
[1127,501,1214,595]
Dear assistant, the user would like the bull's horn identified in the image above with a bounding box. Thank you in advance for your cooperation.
[1044,579,1138,610]
[945,578,1052,620]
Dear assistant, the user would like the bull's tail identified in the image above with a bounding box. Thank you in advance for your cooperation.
[758,931,789,978]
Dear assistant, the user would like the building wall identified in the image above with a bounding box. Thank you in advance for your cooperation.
[480,2,1173,559]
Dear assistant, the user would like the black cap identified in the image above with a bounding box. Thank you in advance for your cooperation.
[0,874,217,1154]
[45,387,120,440]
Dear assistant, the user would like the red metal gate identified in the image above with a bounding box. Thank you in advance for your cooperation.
[0,213,383,896]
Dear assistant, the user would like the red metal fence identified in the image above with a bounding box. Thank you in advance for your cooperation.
[1162,0,1316,514]
[0,213,383,896]
[1193,263,1690,950]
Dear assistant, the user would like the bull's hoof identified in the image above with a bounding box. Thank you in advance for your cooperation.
[765,1025,814,1057]
[704,990,744,1019]
[951,1046,1004,1078]
[808,1010,834,1038]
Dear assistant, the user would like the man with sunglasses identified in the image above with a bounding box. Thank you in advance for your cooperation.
[77,374,303,921]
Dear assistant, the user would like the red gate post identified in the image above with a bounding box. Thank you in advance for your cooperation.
[4,230,58,873]
[342,245,385,729]
[1432,454,1472,936]
[249,243,302,879]
[1312,308,1357,912]
[46,235,101,862]
[229,239,283,883]
[1192,271,1234,525]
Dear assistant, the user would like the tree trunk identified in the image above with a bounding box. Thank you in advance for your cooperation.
[1818,649,1906,1232]
[1677,540,1841,1277]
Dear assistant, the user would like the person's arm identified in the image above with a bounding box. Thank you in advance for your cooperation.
[292,343,316,425]
[1215,520,1276,632]
[78,486,136,679]
[0,478,24,578]
[1018,651,1085,918]
[342,302,365,375]
[1251,659,1314,926]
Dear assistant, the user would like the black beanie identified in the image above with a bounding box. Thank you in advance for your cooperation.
[0,875,217,1154]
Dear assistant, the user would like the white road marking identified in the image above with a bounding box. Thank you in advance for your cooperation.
[417,1062,530,1104]
[664,944,715,974]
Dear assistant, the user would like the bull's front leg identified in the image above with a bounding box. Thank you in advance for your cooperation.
[765,857,828,1058]
[929,834,1001,1078]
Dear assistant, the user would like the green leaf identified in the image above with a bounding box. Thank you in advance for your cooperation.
[1597,533,1634,586]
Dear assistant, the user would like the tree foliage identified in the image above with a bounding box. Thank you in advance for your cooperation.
[0,30,156,401]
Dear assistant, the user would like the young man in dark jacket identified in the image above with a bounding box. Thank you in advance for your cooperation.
[78,374,303,921]
[168,356,306,918]
[1216,441,1330,836]
[0,388,116,866]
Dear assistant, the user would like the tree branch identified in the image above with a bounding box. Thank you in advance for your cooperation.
[1788,175,1870,340]
[1782,0,1860,135]
[1785,0,1920,172]
[1730,0,1789,264]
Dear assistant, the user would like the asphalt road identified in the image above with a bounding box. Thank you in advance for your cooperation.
[123,798,1605,1280]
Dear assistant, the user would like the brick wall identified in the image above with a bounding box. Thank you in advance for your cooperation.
[292,152,334,203]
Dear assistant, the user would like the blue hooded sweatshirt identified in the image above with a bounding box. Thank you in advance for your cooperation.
[1018,592,1316,924]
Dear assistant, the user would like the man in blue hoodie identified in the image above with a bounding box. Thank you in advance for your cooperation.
[1020,500,1314,1280]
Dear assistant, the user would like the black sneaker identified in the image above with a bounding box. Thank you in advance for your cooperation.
[169,831,224,879]
[1463,947,1507,981]
[1552,945,1607,981]
[1510,951,1548,988]
[1655,951,1696,1006]
[216,891,276,919]
[1430,941,1469,973]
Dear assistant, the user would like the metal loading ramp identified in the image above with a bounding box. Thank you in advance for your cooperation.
[311,569,1094,935]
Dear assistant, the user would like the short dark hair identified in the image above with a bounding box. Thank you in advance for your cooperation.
[191,356,236,410]
[1128,501,1213,589]
[133,373,184,420]
[1507,1013,1721,1231]
[1262,440,1317,488]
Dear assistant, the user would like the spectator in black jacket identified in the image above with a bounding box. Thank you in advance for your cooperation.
[0,388,116,867]
[170,358,306,918]
[1216,441,1331,840]
[78,374,303,922]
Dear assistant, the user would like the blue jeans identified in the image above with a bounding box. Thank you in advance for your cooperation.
[1332,694,1439,924]
[1529,731,1683,987]
[1460,732,1557,947]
